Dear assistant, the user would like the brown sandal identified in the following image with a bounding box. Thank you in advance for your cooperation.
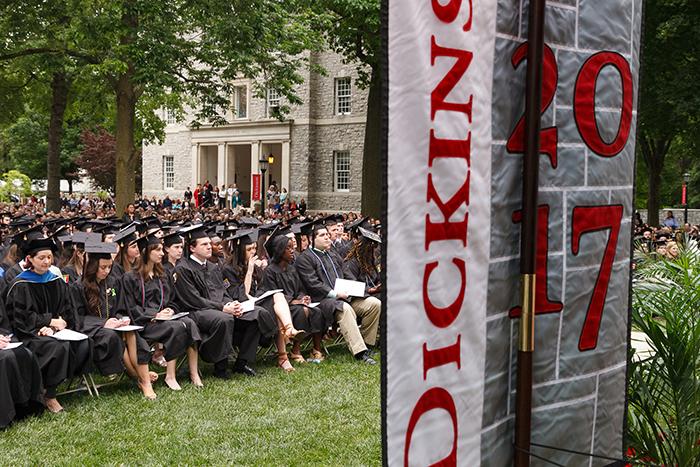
[309,349,325,362]
[289,352,306,364]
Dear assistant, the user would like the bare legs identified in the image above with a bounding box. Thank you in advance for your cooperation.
[124,332,156,399]
[164,346,202,390]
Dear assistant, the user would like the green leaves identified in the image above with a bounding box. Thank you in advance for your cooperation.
[628,240,700,465]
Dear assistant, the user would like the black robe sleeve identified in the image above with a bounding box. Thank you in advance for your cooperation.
[69,281,109,334]
[173,261,226,311]
[7,282,52,338]
[117,273,157,326]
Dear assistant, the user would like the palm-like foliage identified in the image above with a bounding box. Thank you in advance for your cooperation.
[628,239,700,465]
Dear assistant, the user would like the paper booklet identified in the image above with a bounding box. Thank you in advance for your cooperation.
[334,278,366,298]
[50,329,89,341]
[238,289,284,314]
[154,312,189,321]
[1,342,23,350]
[308,302,320,308]
[113,325,144,332]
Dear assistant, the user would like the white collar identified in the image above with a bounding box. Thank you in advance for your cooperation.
[190,255,207,266]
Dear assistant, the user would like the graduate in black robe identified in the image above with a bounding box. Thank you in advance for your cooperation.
[5,238,92,413]
[342,227,382,299]
[0,299,44,428]
[175,225,258,378]
[161,232,184,279]
[118,235,203,391]
[71,242,157,399]
[109,225,140,282]
[261,235,335,366]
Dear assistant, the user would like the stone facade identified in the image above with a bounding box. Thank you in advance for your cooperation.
[141,50,368,212]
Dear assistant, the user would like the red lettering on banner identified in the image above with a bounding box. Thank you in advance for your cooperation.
[423,335,462,379]
[506,43,559,168]
[423,259,466,328]
[571,205,624,351]
[509,205,563,318]
[574,52,633,157]
[431,37,474,120]
[430,0,473,31]
[428,130,471,166]
[404,387,458,467]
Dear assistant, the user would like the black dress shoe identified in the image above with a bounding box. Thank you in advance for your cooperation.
[354,350,377,365]
[213,360,230,379]
[232,364,257,376]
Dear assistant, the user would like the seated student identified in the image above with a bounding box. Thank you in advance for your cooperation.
[222,229,303,373]
[110,226,140,280]
[343,227,382,299]
[175,225,259,378]
[0,302,44,428]
[261,234,335,366]
[59,232,101,284]
[295,222,380,364]
[161,232,184,278]
[70,242,157,400]
[5,237,92,413]
[119,235,203,391]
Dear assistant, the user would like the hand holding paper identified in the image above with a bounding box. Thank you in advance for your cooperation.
[334,279,366,298]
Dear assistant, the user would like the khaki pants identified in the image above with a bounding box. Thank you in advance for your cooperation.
[335,297,381,356]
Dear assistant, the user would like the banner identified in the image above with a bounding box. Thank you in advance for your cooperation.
[386,0,642,465]
[251,173,261,201]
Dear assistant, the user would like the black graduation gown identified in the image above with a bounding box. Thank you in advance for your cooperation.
[5,271,92,396]
[174,257,258,365]
[109,262,125,282]
[117,271,200,362]
[342,257,381,298]
[70,276,151,374]
[62,265,81,285]
[221,263,278,339]
[294,248,345,312]
[260,262,335,334]
[0,302,44,428]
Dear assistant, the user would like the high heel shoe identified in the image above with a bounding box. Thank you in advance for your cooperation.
[277,353,295,373]
[281,323,306,340]
[164,377,182,391]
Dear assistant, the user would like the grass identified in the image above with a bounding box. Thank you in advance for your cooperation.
[0,346,381,466]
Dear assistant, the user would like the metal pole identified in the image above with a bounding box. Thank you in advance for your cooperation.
[261,169,267,214]
[514,1,547,466]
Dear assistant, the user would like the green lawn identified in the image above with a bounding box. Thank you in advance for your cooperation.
[0,347,381,466]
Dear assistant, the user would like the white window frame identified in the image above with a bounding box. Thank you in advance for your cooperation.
[333,151,351,192]
[163,155,175,190]
[335,77,352,115]
[233,85,248,119]
[266,88,280,117]
[165,108,177,125]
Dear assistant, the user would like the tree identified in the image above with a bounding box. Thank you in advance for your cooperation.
[76,128,117,192]
[637,0,700,226]
[310,0,381,216]
[71,0,325,212]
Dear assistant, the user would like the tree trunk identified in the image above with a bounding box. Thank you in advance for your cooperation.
[361,69,381,218]
[67,178,73,194]
[114,72,137,214]
[46,72,69,213]
[643,135,672,227]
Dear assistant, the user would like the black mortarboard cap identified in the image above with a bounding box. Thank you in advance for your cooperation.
[163,232,184,248]
[324,213,344,226]
[85,242,118,260]
[24,237,58,256]
[232,228,258,245]
[180,224,208,243]
[12,225,45,245]
[292,221,313,236]
[113,225,138,246]
[238,217,262,227]
[136,234,162,254]
[358,226,381,244]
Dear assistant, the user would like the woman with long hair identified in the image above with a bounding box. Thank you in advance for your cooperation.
[261,235,335,365]
[343,227,382,298]
[110,227,141,280]
[119,235,203,390]
[222,231,304,372]
[71,243,157,399]
[5,238,91,413]
[61,244,85,284]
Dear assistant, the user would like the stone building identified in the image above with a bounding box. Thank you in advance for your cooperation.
[141,50,368,211]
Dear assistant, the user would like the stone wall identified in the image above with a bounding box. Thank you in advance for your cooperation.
[141,50,370,212]
[637,209,700,226]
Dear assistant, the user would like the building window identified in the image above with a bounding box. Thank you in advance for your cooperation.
[266,88,280,117]
[165,108,177,125]
[233,85,248,119]
[163,155,174,189]
[335,77,352,115]
[334,151,351,192]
